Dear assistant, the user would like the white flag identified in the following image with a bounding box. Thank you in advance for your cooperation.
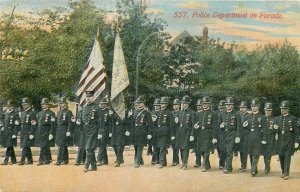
[111,32,129,119]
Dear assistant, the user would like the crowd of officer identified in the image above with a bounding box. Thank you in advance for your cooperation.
[0,90,299,180]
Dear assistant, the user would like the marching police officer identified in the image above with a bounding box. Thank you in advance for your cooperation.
[74,106,86,166]
[110,110,127,167]
[218,97,241,174]
[237,101,249,172]
[191,96,217,172]
[1,100,19,165]
[263,102,277,174]
[130,96,153,168]
[177,95,194,170]
[97,97,112,166]
[171,98,181,166]
[193,98,203,168]
[243,98,267,176]
[36,98,56,166]
[216,100,226,169]
[150,98,161,165]
[156,96,174,168]
[19,97,37,165]
[81,90,103,172]
[275,101,299,180]
[55,97,74,165]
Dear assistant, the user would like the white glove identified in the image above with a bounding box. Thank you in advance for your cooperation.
[274,124,279,129]
[212,138,217,144]
[109,133,112,138]
[147,135,152,140]
[29,135,34,140]
[295,143,299,149]
[128,110,132,117]
[189,136,194,142]
[194,122,200,129]
[125,131,130,136]
[243,121,248,127]
[235,137,240,144]
[220,122,225,128]
[109,110,113,115]
[49,134,53,140]
[66,132,71,137]
[174,117,179,123]
[275,134,278,141]
[76,119,81,125]
[152,115,157,122]
[171,136,175,141]
[98,134,102,139]
[262,141,267,144]
[12,135,17,139]
[1,127,4,131]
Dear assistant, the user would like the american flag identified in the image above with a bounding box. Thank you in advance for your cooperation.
[76,38,106,106]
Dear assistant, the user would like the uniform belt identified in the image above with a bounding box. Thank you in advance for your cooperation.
[250,129,260,132]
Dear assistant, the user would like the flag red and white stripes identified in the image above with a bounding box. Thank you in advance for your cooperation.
[76,39,106,106]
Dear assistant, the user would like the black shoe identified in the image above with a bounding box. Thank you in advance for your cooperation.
[115,163,120,167]
[134,164,140,168]
[223,170,229,174]
[37,162,43,166]
[171,163,178,166]
[284,176,289,180]
[264,170,270,174]
[151,161,156,165]
[10,161,17,165]
[251,171,257,177]
[194,164,200,168]
[83,169,89,173]
[182,166,188,170]
[55,162,61,166]
[44,161,50,165]
[18,162,25,166]
[158,165,163,169]
[90,167,97,171]
[26,161,33,165]
[74,162,80,166]
[62,161,69,165]
[219,166,224,170]
[281,174,285,178]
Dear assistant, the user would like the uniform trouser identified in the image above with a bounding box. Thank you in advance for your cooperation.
[5,147,16,163]
[151,146,160,163]
[147,144,153,155]
[75,147,86,164]
[159,147,168,166]
[202,152,210,169]
[218,149,226,168]
[84,148,96,169]
[20,147,33,163]
[279,154,291,176]
[172,144,179,164]
[250,155,260,174]
[113,145,125,164]
[57,146,68,163]
[264,155,272,172]
[224,149,233,172]
[46,147,52,162]
[195,148,202,166]
[134,146,144,165]
[179,149,189,167]
[240,152,248,169]
[97,145,108,164]
[39,147,51,163]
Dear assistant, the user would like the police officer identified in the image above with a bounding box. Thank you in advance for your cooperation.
[74,106,86,166]
[275,101,299,180]
[81,90,102,172]
[1,100,19,165]
[218,97,241,174]
[156,96,174,168]
[177,95,194,170]
[238,101,249,172]
[171,98,180,166]
[150,98,161,165]
[55,97,74,165]
[216,100,226,169]
[263,102,277,174]
[191,96,217,172]
[193,98,202,168]
[243,98,267,176]
[97,97,112,166]
[36,98,56,166]
[110,110,127,167]
[19,97,37,165]
[130,96,153,168]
